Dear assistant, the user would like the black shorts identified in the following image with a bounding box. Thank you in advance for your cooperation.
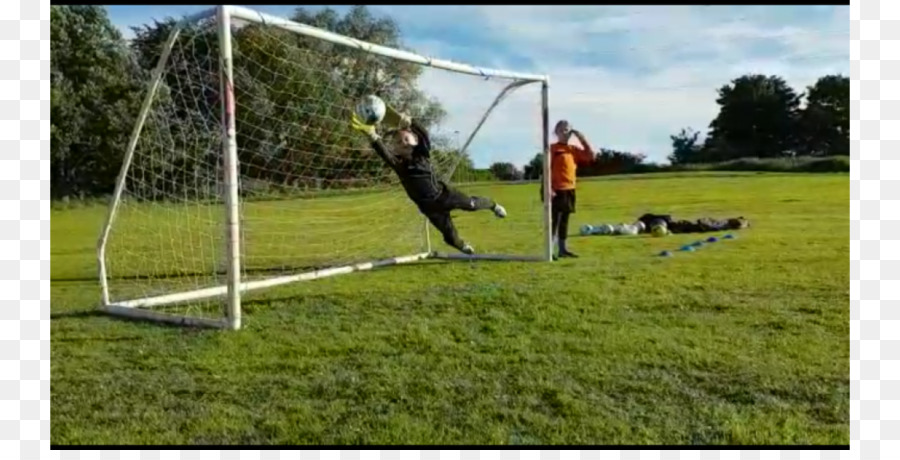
[416,184,461,214]
[552,189,576,214]
[417,183,492,215]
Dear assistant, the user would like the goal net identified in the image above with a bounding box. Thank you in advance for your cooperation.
[97,6,552,329]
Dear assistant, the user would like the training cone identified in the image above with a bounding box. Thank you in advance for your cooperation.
[692,241,704,247]
[659,250,672,257]
[680,245,695,252]
[723,234,736,240]
[707,236,719,243]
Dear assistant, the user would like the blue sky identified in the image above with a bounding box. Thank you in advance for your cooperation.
[106,5,849,167]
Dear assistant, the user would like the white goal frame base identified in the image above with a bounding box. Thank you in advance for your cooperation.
[100,251,544,329]
[95,5,555,331]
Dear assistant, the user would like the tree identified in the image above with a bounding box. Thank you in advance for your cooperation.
[583,149,647,176]
[668,128,703,165]
[431,147,478,183]
[289,6,446,124]
[797,74,850,157]
[126,6,449,193]
[489,162,523,181]
[127,17,223,199]
[51,5,141,199]
[522,152,543,180]
[704,74,802,161]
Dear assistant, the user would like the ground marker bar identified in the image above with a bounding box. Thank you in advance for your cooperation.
[101,252,433,328]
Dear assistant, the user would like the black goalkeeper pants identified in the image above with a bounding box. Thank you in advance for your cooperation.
[551,189,576,243]
[420,186,496,251]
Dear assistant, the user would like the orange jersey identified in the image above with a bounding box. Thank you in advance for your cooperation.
[550,142,593,190]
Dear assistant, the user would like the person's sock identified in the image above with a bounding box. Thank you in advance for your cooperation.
[559,238,568,253]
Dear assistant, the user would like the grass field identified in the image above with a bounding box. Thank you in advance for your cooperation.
[51,172,849,445]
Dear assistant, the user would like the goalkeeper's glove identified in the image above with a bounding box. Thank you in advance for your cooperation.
[381,104,411,130]
[350,113,379,141]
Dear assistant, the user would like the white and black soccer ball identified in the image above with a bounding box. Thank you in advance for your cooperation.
[355,95,387,125]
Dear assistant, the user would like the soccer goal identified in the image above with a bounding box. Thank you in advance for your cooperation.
[97,5,553,330]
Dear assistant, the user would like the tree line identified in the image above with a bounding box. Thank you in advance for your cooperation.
[490,73,849,181]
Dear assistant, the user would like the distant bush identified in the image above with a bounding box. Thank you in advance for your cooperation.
[669,156,849,173]
[623,163,670,174]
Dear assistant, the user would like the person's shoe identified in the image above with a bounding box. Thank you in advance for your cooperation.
[492,204,507,218]
[461,243,476,255]
[558,250,579,258]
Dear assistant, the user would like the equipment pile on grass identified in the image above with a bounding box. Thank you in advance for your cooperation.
[580,213,750,237]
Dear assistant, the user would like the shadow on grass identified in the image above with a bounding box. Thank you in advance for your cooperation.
[50,310,105,321]
[52,334,144,343]
[51,306,221,333]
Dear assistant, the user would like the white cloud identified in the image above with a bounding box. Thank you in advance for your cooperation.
[400,5,849,166]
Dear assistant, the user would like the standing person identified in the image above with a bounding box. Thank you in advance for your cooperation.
[543,120,596,259]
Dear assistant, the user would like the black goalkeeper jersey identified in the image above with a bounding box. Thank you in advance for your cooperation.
[371,120,445,205]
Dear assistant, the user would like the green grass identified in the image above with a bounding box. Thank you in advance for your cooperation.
[51,171,849,445]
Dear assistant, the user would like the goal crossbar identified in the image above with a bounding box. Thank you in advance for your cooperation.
[225,5,548,83]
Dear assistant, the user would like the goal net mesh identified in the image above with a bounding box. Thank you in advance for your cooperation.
[101,11,546,320]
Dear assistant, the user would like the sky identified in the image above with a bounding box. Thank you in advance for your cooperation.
[106,5,849,168]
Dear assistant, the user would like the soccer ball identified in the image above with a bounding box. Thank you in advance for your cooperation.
[633,221,647,233]
[355,95,386,125]
[613,223,631,235]
[580,224,594,236]
[651,224,669,237]
[595,224,614,235]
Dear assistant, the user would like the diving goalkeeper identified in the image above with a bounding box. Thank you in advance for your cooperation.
[349,103,507,255]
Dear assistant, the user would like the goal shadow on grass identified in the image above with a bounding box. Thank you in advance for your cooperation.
[50,310,106,321]
[50,309,190,334]
[52,308,223,333]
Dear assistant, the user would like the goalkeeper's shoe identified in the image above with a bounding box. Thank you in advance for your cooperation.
[461,243,475,255]
[492,203,507,218]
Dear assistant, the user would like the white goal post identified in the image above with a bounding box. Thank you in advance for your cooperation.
[96,5,554,330]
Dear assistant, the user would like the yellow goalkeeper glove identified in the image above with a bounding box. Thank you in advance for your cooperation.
[350,113,379,140]
[381,104,411,130]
